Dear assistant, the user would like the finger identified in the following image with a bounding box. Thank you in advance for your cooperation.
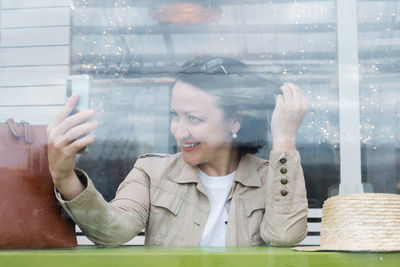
[286,83,306,106]
[280,84,293,104]
[51,94,79,126]
[289,83,303,101]
[285,83,303,97]
[66,134,96,154]
[284,83,300,90]
[286,83,304,96]
[60,121,98,147]
[55,109,95,136]
[298,90,307,109]
[274,94,285,110]
[289,87,308,117]
[289,85,307,110]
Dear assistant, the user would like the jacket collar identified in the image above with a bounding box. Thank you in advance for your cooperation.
[168,153,262,188]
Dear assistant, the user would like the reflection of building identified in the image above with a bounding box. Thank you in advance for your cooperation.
[0,0,398,219]
[69,0,342,206]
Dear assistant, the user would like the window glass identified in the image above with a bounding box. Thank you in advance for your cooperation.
[358,0,400,194]
[70,0,339,205]
[1,0,397,208]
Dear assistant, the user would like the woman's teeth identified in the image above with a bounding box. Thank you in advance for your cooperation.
[182,143,199,148]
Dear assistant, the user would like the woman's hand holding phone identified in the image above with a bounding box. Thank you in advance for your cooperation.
[47,94,98,200]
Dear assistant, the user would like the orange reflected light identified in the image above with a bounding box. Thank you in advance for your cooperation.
[150,3,222,24]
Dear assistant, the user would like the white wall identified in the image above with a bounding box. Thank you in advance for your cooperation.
[0,0,71,125]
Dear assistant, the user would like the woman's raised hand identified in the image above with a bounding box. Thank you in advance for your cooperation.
[47,94,98,199]
[270,83,308,151]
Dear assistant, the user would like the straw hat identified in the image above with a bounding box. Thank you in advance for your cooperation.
[294,193,400,252]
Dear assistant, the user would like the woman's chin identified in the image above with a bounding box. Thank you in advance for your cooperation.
[181,153,201,167]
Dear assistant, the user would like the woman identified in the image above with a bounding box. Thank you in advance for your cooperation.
[47,56,308,246]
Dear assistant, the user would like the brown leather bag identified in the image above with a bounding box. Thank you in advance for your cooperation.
[0,119,77,249]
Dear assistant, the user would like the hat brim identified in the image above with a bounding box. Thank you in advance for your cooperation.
[293,246,400,252]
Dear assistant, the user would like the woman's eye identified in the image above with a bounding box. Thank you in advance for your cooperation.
[170,111,178,118]
[189,116,202,123]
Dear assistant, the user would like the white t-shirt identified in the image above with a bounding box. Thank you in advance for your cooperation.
[199,169,236,247]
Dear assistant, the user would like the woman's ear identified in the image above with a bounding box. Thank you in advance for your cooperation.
[230,117,241,135]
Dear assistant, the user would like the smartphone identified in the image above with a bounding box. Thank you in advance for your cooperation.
[66,75,90,154]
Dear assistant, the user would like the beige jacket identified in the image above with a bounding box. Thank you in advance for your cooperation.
[56,151,308,247]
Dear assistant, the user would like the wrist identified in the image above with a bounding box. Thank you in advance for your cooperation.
[272,138,297,151]
[55,171,85,201]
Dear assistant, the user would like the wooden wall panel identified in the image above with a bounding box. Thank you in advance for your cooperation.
[0,46,69,66]
[0,106,62,125]
[2,27,69,47]
[2,0,70,9]
[1,7,69,28]
[0,66,69,87]
[0,3,70,125]
[0,85,65,106]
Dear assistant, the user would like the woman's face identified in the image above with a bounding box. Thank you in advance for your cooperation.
[170,81,239,167]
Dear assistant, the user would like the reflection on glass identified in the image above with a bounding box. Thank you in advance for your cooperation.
[358,0,400,194]
[70,0,341,206]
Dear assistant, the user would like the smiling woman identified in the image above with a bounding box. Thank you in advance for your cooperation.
[169,56,280,175]
[47,55,309,247]
[175,56,282,156]
[170,80,239,173]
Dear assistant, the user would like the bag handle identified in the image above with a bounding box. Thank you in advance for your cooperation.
[23,121,34,144]
[7,118,24,138]
[6,118,34,144]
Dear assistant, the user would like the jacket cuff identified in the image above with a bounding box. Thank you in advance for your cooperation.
[55,168,97,210]
[267,150,307,210]
[269,150,300,169]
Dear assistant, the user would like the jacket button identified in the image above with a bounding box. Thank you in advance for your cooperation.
[280,167,287,174]
[280,158,287,164]
[281,189,288,196]
[281,178,288,185]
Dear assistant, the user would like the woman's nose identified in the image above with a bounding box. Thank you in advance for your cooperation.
[173,120,190,140]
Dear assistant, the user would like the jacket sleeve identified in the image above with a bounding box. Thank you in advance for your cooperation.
[55,159,150,247]
[260,150,308,246]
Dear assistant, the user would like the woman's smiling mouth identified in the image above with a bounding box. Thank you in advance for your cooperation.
[181,142,200,152]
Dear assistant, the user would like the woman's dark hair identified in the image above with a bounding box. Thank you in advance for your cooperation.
[176,55,282,156]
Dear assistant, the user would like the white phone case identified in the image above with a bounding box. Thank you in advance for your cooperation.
[66,75,90,154]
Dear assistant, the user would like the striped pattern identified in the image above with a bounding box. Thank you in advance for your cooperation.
[76,208,322,246]
[0,0,70,125]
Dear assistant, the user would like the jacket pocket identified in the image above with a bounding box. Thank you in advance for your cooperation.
[242,190,266,245]
[151,185,183,215]
[147,182,184,245]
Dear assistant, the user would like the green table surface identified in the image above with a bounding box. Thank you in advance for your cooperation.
[0,246,399,267]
